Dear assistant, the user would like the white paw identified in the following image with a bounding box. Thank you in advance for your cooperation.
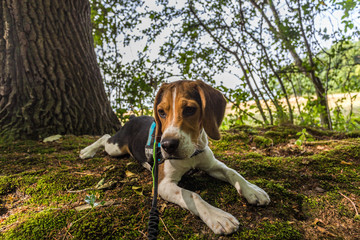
[202,206,239,235]
[79,146,97,159]
[242,182,270,206]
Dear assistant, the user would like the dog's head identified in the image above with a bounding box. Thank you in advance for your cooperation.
[154,80,226,159]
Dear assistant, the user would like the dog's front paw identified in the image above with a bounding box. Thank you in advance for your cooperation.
[79,146,96,159]
[241,182,270,206]
[202,207,239,235]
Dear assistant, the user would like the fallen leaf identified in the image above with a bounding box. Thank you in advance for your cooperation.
[340,161,353,165]
[43,135,62,142]
[132,186,143,195]
[159,203,168,212]
[125,170,137,178]
[75,200,115,211]
[104,165,116,171]
[316,226,326,233]
[312,218,323,225]
[97,181,117,190]
[95,178,105,189]
[315,187,325,193]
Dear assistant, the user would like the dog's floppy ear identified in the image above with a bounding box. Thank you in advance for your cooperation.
[154,83,169,139]
[196,80,226,140]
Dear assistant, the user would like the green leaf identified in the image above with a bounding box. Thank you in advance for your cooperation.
[299,134,306,141]
[295,139,303,147]
[85,195,97,208]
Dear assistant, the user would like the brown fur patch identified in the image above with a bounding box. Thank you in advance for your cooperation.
[154,80,226,141]
[120,145,130,155]
[158,163,165,184]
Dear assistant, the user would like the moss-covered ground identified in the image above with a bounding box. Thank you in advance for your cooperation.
[0,125,359,239]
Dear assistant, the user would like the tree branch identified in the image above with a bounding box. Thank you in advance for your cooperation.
[189,2,267,124]
[188,2,236,55]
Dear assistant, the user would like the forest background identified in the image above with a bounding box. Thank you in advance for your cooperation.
[90,0,360,131]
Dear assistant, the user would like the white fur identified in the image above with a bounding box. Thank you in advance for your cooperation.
[104,142,124,157]
[79,134,124,159]
[79,134,111,159]
[158,142,270,235]
[161,125,194,159]
[196,129,208,150]
[171,88,177,123]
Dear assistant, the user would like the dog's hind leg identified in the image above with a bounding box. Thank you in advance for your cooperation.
[104,138,129,157]
[79,134,111,159]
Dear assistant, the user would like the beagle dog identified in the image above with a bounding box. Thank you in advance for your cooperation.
[79,80,270,235]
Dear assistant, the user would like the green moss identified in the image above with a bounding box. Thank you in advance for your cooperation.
[237,221,302,240]
[160,207,192,235]
[1,130,360,239]
[304,126,333,137]
[310,145,360,192]
[0,172,41,196]
[345,130,360,138]
[253,136,273,148]
[4,205,150,240]
[264,131,288,143]
[4,209,76,240]
[325,145,360,162]
[239,159,273,177]
[222,131,249,143]
[215,185,240,205]
[70,207,144,240]
[0,176,15,195]
[232,124,260,135]
[22,172,99,205]
[244,152,264,159]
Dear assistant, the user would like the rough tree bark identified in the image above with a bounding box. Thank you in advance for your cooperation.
[0,0,121,140]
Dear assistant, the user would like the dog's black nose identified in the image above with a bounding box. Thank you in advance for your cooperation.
[161,138,179,155]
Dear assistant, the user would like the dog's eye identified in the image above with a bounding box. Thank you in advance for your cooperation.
[183,106,197,117]
[158,109,166,119]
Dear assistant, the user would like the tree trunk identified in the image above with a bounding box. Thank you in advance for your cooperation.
[0,0,120,140]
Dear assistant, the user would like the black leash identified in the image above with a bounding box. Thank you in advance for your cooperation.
[147,140,161,240]
[145,121,203,239]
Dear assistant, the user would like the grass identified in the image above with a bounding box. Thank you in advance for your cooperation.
[224,92,360,132]
[0,126,360,239]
